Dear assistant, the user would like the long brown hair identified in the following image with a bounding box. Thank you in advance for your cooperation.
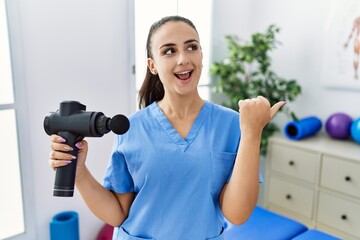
[138,16,198,109]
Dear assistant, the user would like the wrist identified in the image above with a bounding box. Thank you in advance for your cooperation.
[75,165,89,185]
[240,130,262,141]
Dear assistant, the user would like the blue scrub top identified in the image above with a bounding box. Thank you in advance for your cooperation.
[103,101,251,240]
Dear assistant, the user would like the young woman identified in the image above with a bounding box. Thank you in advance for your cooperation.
[49,16,285,240]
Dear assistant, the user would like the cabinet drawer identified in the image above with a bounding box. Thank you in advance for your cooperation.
[318,192,360,237]
[321,155,360,198]
[270,144,319,183]
[268,177,314,218]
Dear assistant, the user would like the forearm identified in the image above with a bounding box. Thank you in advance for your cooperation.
[220,133,261,225]
[75,167,126,226]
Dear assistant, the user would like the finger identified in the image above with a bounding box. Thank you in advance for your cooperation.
[75,140,87,149]
[51,142,73,151]
[257,96,266,101]
[257,96,270,107]
[270,101,287,119]
[49,150,76,161]
[49,159,72,171]
[238,99,251,112]
[50,134,66,143]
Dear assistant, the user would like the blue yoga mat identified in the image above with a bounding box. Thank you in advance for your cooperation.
[50,211,79,240]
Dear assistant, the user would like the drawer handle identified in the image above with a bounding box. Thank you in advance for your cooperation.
[344,176,352,182]
[285,194,292,200]
[288,160,295,166]
[341,214,348,221]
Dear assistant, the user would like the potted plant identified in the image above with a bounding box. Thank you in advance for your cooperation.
[210,25,302,156]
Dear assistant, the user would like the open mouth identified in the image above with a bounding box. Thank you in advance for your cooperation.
[174,70,193,80]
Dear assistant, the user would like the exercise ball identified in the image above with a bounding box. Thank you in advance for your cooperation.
[351,117,360,144]
[97,224,114,240]
[325,113,353,139]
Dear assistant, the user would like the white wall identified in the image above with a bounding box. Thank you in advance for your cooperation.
[212,0,360,127]
[12,0,134,239]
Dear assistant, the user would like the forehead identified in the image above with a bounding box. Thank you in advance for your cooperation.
[151,21,199,47]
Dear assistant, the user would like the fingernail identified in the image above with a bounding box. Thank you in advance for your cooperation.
[75,142,82,148]
[58,137,66,142]
[64,146,73,151]
[65,160,72,164]
[282,101,287,106]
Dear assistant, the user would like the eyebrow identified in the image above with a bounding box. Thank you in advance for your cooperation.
[159,39,199,49]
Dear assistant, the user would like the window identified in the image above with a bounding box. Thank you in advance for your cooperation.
[0,1,24,239]
[1,0,35,239]
[134,0,212,105]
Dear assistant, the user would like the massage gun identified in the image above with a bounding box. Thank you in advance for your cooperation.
[44,101,130,197]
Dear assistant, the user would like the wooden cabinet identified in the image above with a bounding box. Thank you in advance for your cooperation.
[264,134,360,240]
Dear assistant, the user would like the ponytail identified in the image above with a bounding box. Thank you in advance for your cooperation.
[138,68,164,109]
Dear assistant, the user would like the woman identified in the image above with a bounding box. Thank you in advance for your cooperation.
[49,16,285,239]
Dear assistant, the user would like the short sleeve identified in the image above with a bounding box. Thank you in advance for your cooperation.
[103,136,134,193]
[226,164,234,183]
[259,173,264,183]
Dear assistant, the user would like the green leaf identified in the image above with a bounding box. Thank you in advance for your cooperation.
[210,24,302,156]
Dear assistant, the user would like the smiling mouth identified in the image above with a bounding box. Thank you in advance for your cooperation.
[174,70,193,80]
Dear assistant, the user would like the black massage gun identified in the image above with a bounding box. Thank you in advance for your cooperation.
[44,101,130,197]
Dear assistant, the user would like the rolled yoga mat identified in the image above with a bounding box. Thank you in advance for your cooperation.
[284,116,322,140]
[50,211,79,240]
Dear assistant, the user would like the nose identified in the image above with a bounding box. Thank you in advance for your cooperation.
[177,51,189,65]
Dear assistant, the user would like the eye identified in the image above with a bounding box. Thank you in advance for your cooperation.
[187,44,199,51]
[164,48,175,55]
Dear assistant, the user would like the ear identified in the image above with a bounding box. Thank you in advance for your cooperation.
[201,52,203,67]
[147,58,157,75]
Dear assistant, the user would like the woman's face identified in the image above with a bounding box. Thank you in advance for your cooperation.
[148,21,203,98]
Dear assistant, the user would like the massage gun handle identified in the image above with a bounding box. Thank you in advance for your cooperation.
[53,131,83,197]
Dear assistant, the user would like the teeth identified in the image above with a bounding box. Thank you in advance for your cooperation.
[175,70,192,80]
[177,70,191,75]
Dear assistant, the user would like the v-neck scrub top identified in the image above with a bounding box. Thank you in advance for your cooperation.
[103,101,245,240]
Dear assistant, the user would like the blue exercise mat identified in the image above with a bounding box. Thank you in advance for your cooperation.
[224,206,307,240]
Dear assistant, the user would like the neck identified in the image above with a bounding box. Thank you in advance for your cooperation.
[158,93,204,120]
